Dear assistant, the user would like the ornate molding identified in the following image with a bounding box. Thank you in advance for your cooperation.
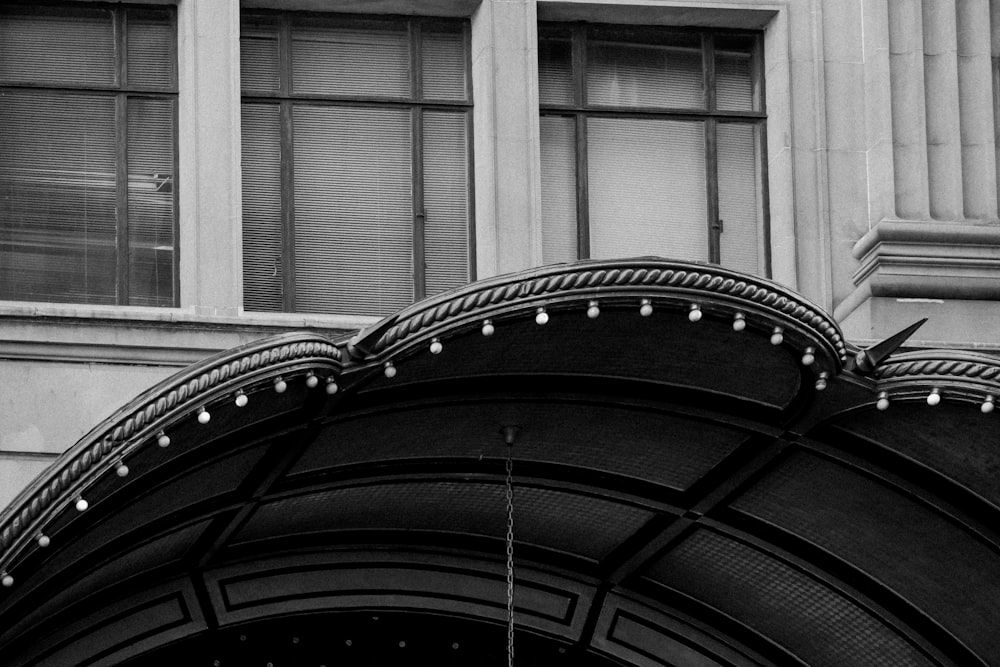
[875,349,1000,402]
[0,333,342,557]
[370,259,848,363]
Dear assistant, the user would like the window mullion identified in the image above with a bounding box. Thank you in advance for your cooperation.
[706,118,721,264]
[573,27,589,260]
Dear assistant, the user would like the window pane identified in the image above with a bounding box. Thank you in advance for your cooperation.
[422,24,467,101]
[587,35,703,109]
[539,115,578,264]
[241,104,284,312]
[0,6,116,86]
[127,9,176,89]
[0,90,118,303]
[291,20,410,97]
[717,123,762,274]
[717,51,754,112]
[241,15,281,94]
[587,117,707,261]
[539,36,574,106]
[423,110,470,296]
[292,106,413,315]
[127,97,175,307]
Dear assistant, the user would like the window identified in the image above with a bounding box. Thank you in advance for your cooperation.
[240,12,473,317]
[539,25,768,275]
[0,4,177,306]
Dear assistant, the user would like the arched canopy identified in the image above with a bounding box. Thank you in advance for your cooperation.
[1,259,998,666]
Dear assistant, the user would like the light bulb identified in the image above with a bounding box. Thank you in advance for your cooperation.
[157,431,170,448]
[326,378,339,395]
[481,319,495,336]
[37,534,50,548]
[234,391,248,408]
[535,307,549,325]
[274,377,287,394]
[586,300,600,319]
[732,312,746,331]
[801,347,816,366]
[197,408,211,424]
[115,462,129,478]
[75,497,89,512]
[876,391,890,411]
[982,396,995,414]
[688,304,702,322]
[639,299,653,317]
[429,338,443,354]
[305,373,319,389]
[770,326,784,346]
[814,372,829,391]
[1,573,12,588]
[384,362,397,378]
[927,388,941,406]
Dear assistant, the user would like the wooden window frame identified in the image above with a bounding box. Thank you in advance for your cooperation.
[0,2,180,306]
[539,23,770,275]
[240,10,475,313]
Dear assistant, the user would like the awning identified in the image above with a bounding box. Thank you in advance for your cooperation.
[1,258,998,666]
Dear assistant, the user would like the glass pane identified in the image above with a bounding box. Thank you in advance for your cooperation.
[717,123,763,274]
[587,34,703,109]
[539,115,578,263]
[0,6,116,86]
[292,105,412,315]
[587,117,707,261]
[422,24,467,101]
[127,8,175,90]
[291,19,410,97]
[240,15,281,94]
[0,90,118,304]
[241,104,284,312]
[539,36,574,106]
[127,97,175,306]
[716,34,757,112]
[423,111,470,296]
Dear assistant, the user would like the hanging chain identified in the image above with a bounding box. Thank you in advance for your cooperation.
[505,443,515,667]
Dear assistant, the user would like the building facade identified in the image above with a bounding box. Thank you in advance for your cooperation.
[1,0,1000,664]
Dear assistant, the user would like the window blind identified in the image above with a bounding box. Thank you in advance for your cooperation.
[539,115,578,264]
[292,105,413,316]
[291,21,410,97]
[422,111,470,297]
[587,39,703,109]
[538,36,574,106]
[717,123,761,274]
[422,26,467,101]
[587,117,707,261]
[240,104,284,312]
[127,10,176,90]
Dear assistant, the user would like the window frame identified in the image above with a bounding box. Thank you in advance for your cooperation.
[538,22,770,275]
[240,10,476,314]
[0,1,180,307]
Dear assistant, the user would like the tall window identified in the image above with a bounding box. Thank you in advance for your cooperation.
[0,4,177,306]
[539,25,768,275]
[240,12,473,317]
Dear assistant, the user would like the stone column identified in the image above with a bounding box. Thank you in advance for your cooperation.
[471,0,544,278]
[957,0,998,219]
[888,0,930,219]
[177,0,244,315]
[922,0,965,220]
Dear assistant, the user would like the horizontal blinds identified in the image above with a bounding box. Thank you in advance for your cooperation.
[292,105,413,316]
[538,37,574,106]
[422,110,470,297]
[717,123,761,274]
[291,23,410,97]
[0,6,116,86]
[587,40,703,109]
[716,51,754,112]
[421,26,467,101]
[539,115,578,264]
[587,117,707,261]
[240,103,284,312]
[240,17,281,94]
[126,97,175,306]
[126,9,176,90]
[0,90,117,303]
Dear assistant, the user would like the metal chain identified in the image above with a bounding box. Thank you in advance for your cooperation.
[505,444,515,667]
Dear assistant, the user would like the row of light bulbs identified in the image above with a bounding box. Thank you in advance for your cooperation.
[1,369,343,589]
[875,389,996,413]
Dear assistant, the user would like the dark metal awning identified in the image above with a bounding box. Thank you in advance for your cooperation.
[1,258,998,666]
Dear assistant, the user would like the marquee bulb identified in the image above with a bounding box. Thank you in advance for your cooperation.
[586,301,600,319]
[732,312,746,331]
[157,431,170,448]
[815,372,829,391]
[274,377,287,394]
[430,338,443,354]
[1,573,12,588]
[982,396,995,414]
[876,391,890,411]
[481,319,495,336]
[234,391,248,408]
[927,388,941,406]
[115,462,129,478]
[770,327,784,346]
[535,307,549,325]
[639,299,653,317]
[75,497,88,512]
[384,362,397,378]
[305,373,319,389]
[688,304,702,322]
[801,347,816,366]
[37,534,50,548]
[197,408,211,424]
[326,378,339,395]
